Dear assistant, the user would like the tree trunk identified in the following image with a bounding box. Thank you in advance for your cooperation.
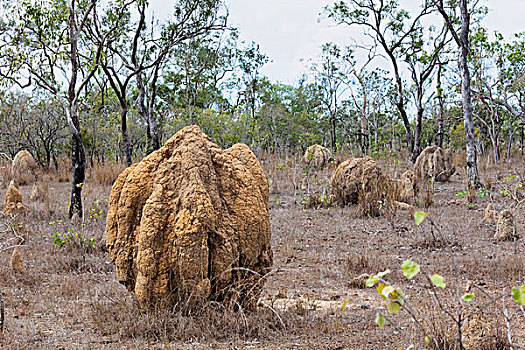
[459,0,481,187]
[68,103,86,219]
[411,85,424,162]
[120,107,132,167]
[507,125,514,159]
[330,114,337,150]
[136,72,160,153]
[394,72,413,152]
[436,63,445,148]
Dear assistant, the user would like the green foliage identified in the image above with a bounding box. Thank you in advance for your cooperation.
[512,285,525,306]
[430,274,446,289]
[51,228,96,249]
[413,211,429,226]
[401,260,420,279]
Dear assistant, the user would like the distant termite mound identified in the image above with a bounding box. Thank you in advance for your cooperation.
[330,156,387,215]
[3,186,29,214]
[303,144,332,169]
[12,150,38,185]
[106,125,272,310]
[414,146,455,183]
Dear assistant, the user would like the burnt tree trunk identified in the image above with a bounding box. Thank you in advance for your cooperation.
[120,106,132,167]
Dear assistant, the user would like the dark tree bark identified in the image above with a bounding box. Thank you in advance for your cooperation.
[436,61,445,147]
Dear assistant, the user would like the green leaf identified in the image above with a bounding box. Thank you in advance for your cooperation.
[375,312,386,328]
[341,298,351,310]
[462,293,475,302]
[401,260,420,280]
[366,274,379,287]
[430,274,446,289]
[387,301,401,314]
[414,211,429,226]
[377,269,391,278]
[511,285,525,306]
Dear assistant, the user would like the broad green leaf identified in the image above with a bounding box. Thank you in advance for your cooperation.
[366,274,379,287]
[462,293,475,302]
[341,298,351,310]
[401,260,420,280]
[387,301,401,314]
[430,274,446,289]
[511,285,525,306]
[375,312,386,328]
[381,285,395,298]
[377,269,391,278]
[414,211,429,226]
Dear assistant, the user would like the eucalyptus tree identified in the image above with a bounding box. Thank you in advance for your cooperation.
[308,42,351,150]
[92,0,228,160]
[163,29,238,114]
[0,0,101,218]
[235,42,268,144]
[434,0,482,186]
[324,0,434,153]
[403,21,450,161]
[344,45,377,153]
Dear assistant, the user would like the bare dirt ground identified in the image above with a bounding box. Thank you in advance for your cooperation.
[0,153,524,349]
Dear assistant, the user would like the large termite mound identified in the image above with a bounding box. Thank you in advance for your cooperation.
[414,146,455,182]
[303,144,332,169]
[330,157,387,214]
[106,125,272,310]
[12,150,38,185]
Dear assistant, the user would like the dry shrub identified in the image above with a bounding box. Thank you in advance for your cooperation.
[453,151,467,171]
[48,158,70,183]
[91,162,126,186]
[346,252,387,277]
[0,160,11,188]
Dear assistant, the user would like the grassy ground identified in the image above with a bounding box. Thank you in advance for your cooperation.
[0,152,524,349]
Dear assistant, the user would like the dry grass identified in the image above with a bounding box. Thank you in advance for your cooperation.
[88,163,127,187]
[0,152,524,349]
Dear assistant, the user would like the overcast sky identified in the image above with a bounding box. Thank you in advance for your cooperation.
[224,0,525,85]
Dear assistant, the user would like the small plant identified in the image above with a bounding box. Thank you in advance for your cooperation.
[51,228,96,249]
[302,194,333,209]
[342,211,525,349]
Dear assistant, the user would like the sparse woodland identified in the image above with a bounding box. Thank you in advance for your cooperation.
[0,0,524,349]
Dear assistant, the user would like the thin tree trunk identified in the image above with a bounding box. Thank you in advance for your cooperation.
[330,114,337,150]
[507,125,514,159]
[120,107,132,166]
[437,63,445,147]
[136,72,160,153]
[459,0,480,186]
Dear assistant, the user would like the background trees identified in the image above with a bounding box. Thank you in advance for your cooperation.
[0,0,524,200]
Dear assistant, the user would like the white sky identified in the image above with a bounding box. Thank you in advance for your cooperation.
[224,0,525,85]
